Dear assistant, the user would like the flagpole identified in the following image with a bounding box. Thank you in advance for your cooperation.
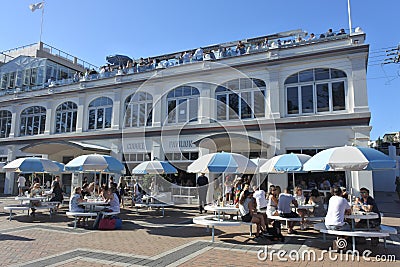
[39,2,45,43]
[347,0,353,34]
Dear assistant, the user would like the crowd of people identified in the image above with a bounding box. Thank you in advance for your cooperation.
[199,171,381,243]
[64,28,348,85]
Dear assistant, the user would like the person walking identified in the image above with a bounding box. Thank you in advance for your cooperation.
[17,174,26,196]
[197,173,209,214]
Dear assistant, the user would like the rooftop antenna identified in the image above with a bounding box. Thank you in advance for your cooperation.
[347,0,353,34]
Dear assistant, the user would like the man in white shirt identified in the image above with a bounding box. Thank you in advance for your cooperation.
[17,174,26,196]
[278,188,299,234]
[325,187,351,230]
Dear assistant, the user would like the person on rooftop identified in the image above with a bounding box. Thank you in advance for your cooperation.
[326,28,335,37]
[337,28,346,35]
[236,41,246,55]
[193,47,204,61]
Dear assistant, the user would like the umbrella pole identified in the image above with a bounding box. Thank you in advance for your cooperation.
[222,172,225,202]
[292,173,295,190]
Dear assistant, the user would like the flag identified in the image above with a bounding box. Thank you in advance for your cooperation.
[29,2,44,12]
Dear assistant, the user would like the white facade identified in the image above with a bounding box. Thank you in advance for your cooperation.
[0,29,375,195]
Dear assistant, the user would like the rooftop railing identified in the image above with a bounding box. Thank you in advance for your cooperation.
[1,28,359,97]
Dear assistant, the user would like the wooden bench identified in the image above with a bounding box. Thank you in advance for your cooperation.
[66,211,97,229]
[4,205,30,220]
[313,222,390,251]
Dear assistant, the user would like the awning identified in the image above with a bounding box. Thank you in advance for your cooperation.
[192,133,269,151]
[21,140,111,155]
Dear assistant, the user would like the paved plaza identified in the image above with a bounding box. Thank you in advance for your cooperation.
[0,192,399,267]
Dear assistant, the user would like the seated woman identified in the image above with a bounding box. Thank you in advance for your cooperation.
[266,185,279,217]
[69,187,87,226]
[238,190,267,241]
[49,181,63,210]
[106,186,120,214]
[30,183,43,217]
[309,188,327,217]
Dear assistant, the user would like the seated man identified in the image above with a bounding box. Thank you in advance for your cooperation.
[278,188,299,234]
[355,187,381,229]
[69,187,88,226]
[325,187,351,231]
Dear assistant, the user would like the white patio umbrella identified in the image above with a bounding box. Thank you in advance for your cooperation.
[303,146,396,195]
[260,153,312,189]
[187,152,257,196]
[65,154,125,193]
[131,160,177,175]
[4,157,64,186]
[250,158,269,187]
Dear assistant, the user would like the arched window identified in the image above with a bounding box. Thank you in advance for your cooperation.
[20,106,46,136]
[215,78,266,120]
[0,110,12,138]
[88,97,113,130]
[167,86,200,123]
[124,92,153,127]
[55,101,77,133]
[285,68,347,115]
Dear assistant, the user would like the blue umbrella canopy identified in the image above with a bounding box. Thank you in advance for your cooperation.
[187,152,256,174]
[303,146,396,171]
[65,154,125,174]
[3,157,61,173]
[260,153,311,173]
[132,160,177,175]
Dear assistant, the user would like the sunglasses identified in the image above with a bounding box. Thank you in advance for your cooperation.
[360,192,368,194]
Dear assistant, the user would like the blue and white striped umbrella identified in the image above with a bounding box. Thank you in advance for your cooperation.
[303,146,396,171]
[3,157,61,173]
[187,152,256,174]
[260,153,311,173]
[65,154,125,174]
[132,160,177,175]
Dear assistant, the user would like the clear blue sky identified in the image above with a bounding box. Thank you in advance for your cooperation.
[1,0,399,140]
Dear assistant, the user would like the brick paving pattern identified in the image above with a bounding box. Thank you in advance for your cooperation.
[0,192,399,266]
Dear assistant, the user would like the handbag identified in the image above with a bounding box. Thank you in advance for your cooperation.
[98,217,116,230]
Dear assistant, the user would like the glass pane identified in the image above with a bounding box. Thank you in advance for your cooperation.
[190,152,199,160]
[61,112,67,133]
[188,98,198,122]
[105,107,112,128]
[285,73,298,84]
[317,83,329,112]
[299,70,314,82]
[97,109,103,129]
[178,99,187,123]
[88,109,95,130]
[332,81,345,111]
[254,90,265,118]
[167,100,176,123]
[315,68,330,80]
[287,87,299,114]
[20,117,26,136]
[125,105,132,127]
[331,69,347,79]
[227,80,239,91]
[33,116,39,135]
[55,113,61,133]
[146,103,152,126]
[132,104,138,127]
[139,103,145,126]
[40,115,45,134]
[240,91,252,119]
[301,85,314,113]
[216,94,226,120]
[228,93,239,119]
[72,111,77,132]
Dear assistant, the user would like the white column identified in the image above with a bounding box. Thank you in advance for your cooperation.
[198,83,211,124]
[111,90,121,130]
[266,66,281,119]
[4,145,16,194]
[8,106,18,138]
[44,101,53,135]
[76,96,85,133]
